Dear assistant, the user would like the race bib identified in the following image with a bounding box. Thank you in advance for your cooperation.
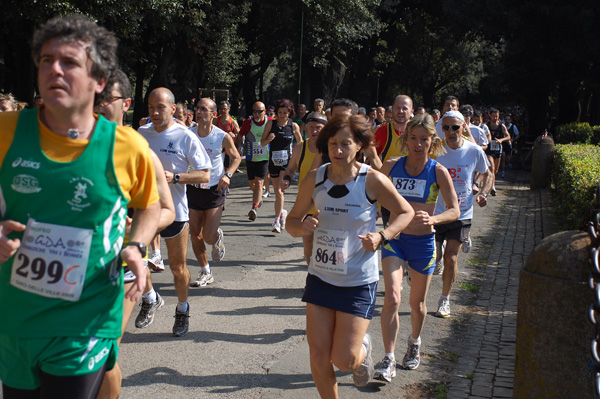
[490,141,501,152]
[313,227,348,275]
[392,177,426,198]
[252,143,268,157]
[11,218,92,302]
[272,150,289,166]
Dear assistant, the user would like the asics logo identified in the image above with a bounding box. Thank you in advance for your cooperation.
[12,157,41,169]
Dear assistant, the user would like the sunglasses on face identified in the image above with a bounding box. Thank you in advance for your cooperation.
[252,109,265,114]
[442,124,462,131]
[196,106,213,112]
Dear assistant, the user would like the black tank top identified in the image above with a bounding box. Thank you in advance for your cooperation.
[269,118,294,152]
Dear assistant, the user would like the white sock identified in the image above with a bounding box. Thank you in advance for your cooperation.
[152,249,161,258]
[441,295,449,301]
[275,217,280,223]
[409,336,421,345]
[385,352,395,360]
[144,289,157,303]
[201,264,211,274]
[177,301,188,313]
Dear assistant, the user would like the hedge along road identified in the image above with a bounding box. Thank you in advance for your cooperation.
[116,170,490,399]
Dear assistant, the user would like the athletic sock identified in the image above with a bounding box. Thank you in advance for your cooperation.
[144,289,157,303]
[385,352,395,360]
[176,301,189,313]
[409,336,421,345]
[152,249,161,258]
[201,264,211,274]
[252,203,259,209]
[274,217,280,223]
[441,295,449,301]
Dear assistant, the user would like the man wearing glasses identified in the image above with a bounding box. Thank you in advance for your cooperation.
[237,101,272,221]
[433,110,491,319]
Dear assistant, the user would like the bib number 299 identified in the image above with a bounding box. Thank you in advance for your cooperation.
[15,253,65,284]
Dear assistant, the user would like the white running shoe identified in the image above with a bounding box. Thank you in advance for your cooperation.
[148,252,165,272]
[436,297,451,318]
[262,190,270,198]
[433,260,444,275]
[272,219,281,233]
[353,333,374,387]
[462,236,472,253]
[374,355,396,382]
[191,271,214,287]
[402,337,421,370]
[248,208,257,221]
[280,210,288,230]
[211,228,225,262]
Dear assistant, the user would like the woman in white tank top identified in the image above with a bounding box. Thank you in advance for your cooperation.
[286,115,414,396]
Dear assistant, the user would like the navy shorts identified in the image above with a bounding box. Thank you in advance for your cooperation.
[302,273,377,319]
[187,184,226,210]
[435,219,471,244]
[159,220,188,239]
[246,160,268,180]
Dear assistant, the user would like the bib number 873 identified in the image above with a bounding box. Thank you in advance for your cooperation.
[15,253,64,284]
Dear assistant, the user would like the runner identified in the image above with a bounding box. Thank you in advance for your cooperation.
[281,112,327,264]
[94,69,175,399]
[261,99,302,233]
[188,98,241,287]
[374,114,459,381]
[0,15,160,398]
[433,111,492,318]
[286,114,415,397]
[485,108,510,196]
[137,88,211,337]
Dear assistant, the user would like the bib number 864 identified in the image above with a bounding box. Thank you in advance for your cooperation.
[15,253,64,284]
[315,248,337,265]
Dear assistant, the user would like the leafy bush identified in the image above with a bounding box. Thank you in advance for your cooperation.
[552,144,600,229]
[592,125,600,145]
[554,122,594,144]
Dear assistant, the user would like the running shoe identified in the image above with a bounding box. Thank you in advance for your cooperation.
[353,333,374,387]
[191,271,214,287]
[148,252,165,272]
[374,355,396,382]
[263,190,270,198]
[272,219,281,233]
[462,236,471,253]
[433,260,444,275]
[211,228,225,262]
[248,208,257,221]
[491,186,497,196]
[436,297,451,318]
[135,293,164,328]
[402,337,421,370]
[172,306,190,337]
[280,209,288,229]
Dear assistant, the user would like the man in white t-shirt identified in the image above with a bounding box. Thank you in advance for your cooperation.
[137,87,211,337]
[433,110,492,319]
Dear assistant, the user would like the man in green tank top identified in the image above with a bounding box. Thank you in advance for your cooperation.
[0,15,160,398]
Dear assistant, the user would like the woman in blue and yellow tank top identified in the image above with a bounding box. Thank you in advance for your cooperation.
[375,114,460,378]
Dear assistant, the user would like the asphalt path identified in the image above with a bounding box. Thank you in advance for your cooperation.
[116,170,494,399]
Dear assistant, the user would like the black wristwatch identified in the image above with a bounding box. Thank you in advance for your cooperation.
[123,241,147,257]
[173,173,181,184]
[225,172,232,179]
[378,231,390,248]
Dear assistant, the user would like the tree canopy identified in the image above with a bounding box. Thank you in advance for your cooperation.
[0,0,598,132]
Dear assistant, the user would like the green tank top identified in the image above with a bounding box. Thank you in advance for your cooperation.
[244,119,269,162]
[0,108,128,339]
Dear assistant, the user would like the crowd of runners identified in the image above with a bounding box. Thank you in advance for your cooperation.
[0,15,524,399]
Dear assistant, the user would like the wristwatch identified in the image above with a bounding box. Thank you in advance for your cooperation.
[378,231,390,248]
[123,241,147,257]
[225,172,232,179]
[480,193,488,198]
[173,173,181,184]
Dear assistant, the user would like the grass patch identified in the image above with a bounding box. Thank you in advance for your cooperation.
[466,254,487,266]
[442,350,458,362]
[431,383,449,399]
[459,282,480,293]
[466,373,474,379]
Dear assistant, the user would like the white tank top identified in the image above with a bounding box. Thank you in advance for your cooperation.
[191,125,227,187]
[310,163,379,286]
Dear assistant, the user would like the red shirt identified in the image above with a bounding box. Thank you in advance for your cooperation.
[373,122,404,155]
[239,116,273,136]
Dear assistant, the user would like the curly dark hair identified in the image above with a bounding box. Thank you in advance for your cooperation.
[275,98,295,119]
[32,14,118,82]
[316,115,373,160]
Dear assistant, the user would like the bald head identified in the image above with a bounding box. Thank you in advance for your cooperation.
[149,87,175,105]
[251,101,266,122]
[148,87,176,132]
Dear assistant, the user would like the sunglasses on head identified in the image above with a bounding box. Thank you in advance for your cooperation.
[442,124,462,131]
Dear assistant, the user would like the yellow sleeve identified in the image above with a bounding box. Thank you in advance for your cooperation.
[0,111,20,166]
[114,126,159,209]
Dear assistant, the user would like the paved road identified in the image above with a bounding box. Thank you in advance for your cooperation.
[115,168,550,398]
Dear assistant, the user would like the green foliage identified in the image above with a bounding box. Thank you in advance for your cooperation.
[592,126,600,146]
[552,144,600,229]
[554,122,594,144]
[459,282,480,293]
[430,383,449,399]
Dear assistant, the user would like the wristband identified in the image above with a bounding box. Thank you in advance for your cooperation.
[283,175,292,184]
